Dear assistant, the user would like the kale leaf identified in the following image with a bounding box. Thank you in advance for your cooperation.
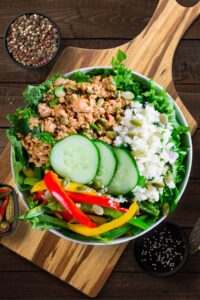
[111,50,141,95]
[69,70,91,83]
[23,73,62,106]
[32,128,55,145]
[7,107,36,136]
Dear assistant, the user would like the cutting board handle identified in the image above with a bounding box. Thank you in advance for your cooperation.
[123,0,200,94]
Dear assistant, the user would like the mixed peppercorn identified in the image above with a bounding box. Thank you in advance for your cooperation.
[0,186,15,234]
[6,13,59,67]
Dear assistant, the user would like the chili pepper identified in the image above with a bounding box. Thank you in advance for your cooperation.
[0,221,10,232]
[0,187,11,199]
[66,191,127,213]
[44,171,96,228]
[0,196,9,222]
[5,195,14,224]
[67,201,138,236]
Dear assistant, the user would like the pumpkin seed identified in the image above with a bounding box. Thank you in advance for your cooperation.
[130,119,142,126]
[122,91,135,100]
[106,131,117,139]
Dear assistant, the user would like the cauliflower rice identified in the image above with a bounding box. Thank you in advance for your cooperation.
[114,101,179,203]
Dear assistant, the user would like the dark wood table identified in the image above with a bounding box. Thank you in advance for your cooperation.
[0,1,200,299]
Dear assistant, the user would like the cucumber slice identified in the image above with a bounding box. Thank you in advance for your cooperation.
[107,148,139,195]
[50,134,99,184]
[93,140,117,188]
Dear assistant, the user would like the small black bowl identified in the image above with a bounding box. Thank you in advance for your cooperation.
[0,184,19,237]
[4,12,61,69]
[134,222,190,277]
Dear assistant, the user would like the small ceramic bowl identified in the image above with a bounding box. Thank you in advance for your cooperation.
[4,12,61,69]
[134,221,190,277]
[0,184,19,237]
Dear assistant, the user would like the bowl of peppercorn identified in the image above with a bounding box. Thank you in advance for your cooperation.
[0,184,19,236]
[4,12,61,69]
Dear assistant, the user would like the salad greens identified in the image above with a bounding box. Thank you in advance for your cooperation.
[23,73,63,106]
[6,50,190,243]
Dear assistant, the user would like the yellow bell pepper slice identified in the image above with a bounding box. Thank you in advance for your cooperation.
[67,182,96,195]
[67,201,138,236]
[31,180,47,193]
[31,179,96,195]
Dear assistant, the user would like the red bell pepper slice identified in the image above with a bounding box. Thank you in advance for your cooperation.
[66,191,127,213]
[34,191,73,222]
[34,191,49,204]
[35,191,73,221]
[44,171,96,228]
[0,196,9,222]
[58,211,73,222]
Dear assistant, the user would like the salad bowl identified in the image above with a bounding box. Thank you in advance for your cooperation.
[10,62,192,245]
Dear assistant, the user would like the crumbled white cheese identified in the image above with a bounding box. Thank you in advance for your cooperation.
[114,101,178,202]
[109,195,128,203]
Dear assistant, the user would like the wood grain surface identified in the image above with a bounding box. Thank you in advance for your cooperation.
[0,0,200,299]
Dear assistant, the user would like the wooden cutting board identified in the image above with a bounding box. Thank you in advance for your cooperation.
[0,0,200,297]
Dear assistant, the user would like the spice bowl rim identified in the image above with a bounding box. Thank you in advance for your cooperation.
[0,183,19,237]
[4,11,61,70]
[133,221,190,277]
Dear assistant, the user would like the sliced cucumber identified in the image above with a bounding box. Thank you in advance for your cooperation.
[107,148,139,195]
[93,140,117,188]
[50,134,99,184]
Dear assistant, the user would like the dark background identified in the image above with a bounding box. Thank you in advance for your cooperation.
[0,0,200,299]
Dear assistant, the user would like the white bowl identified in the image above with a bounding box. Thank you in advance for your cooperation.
[11,67,193,245]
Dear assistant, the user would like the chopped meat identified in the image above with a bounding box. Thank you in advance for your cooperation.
[71,95,93,113]
[53,105,68,118]
[54,77,68,86]
[101,76,116,91]
[29,118,40,130]
[106,114,116,127]
[58,97,65,104]
[43,118,57,134]
[38,103,52,118]
[22,134,52,167]
[20,74,132,166]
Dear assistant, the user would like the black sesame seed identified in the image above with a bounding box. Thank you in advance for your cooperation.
[134,222,189,277]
